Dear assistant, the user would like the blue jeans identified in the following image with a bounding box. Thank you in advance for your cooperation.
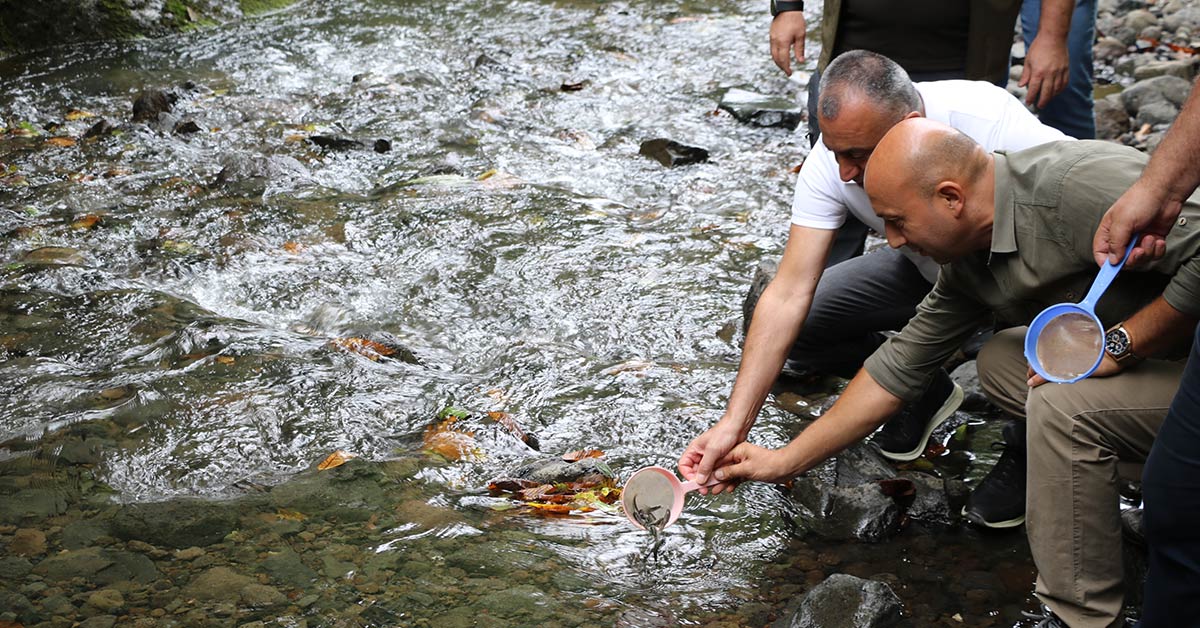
[1021,0,1097,139]
[1140,323,1200,627]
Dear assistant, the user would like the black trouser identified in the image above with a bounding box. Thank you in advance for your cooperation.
[1140,323,1200,627]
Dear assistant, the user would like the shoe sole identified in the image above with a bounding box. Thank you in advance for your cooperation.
[962,506,1025,529]
[879,382,964,462]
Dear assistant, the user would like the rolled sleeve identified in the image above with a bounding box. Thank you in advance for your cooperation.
[864,270,991,401]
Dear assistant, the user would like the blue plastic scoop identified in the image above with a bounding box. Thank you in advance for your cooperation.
[1024,238,1137,384]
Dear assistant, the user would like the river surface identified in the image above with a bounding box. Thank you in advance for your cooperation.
[1,1,1048,626]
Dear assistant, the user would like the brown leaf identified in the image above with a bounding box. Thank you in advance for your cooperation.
[422,417,479,461]
[66,110,97,121]
[70,214,102,230]
[282,241,303,254]
[561,81,587,92]
[46,137,76,147]
[487,478,542,493]
[525,502,574,515]
[517,484,556,502]
[317,449,356,470]
[215,355,235,365]
[562,449,605,462]
[488,411,528,442]
[331,337,396,361]
[275,508,307,521]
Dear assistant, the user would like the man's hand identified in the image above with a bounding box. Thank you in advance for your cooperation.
[1094,181,1182,267]
[1027,353,1123,387]
[1019,34,1070,109]
[711,442,794,487]
[769,12,806,75]
[678,420,745,495]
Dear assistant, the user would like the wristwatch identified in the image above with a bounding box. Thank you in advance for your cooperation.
[771,0,805,17]
[1104,323,1141,365]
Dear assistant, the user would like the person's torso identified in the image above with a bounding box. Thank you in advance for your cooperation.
[833,0,970,76]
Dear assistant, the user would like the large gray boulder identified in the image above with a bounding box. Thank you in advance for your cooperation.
[773,574,905,628]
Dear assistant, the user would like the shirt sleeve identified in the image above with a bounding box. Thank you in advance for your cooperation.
[790,142,848,230]
[863,267,991,402]
[991,87,1071,151]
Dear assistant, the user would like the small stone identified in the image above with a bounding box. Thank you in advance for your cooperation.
[1136,101,1180,127]
[86,588,124,612]
[373,139,392,153]
[638,138,709,168]
[132,90,176,123]
[173,120,202,134]
[239,583,286,607]
[83,119,117,138]
[1093,37,1128,62]
[174,547,204,561]
[10,528,47,556]
[307,135,363,151]
[78,616,117,628]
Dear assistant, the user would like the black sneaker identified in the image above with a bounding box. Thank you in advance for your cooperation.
[963,421,1026,529]
[1021,605,1068,627]
[873,368,964,462]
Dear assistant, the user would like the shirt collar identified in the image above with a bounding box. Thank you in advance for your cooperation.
[990,151,1017,256]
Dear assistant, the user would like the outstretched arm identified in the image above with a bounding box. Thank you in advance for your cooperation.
[1095,79,1200,267]
[679,224,833,492]
[769,11,807,76]
[1020,0,1073,109]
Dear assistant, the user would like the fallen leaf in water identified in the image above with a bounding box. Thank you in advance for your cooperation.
[46,137,76,147]
[560,81,587,91]
[525,503,575,515]
[70,214,102,230]
[103,168,132,178]
[282,241,303,254]
[215,355,235,365]
[423,416,479,461]
[317,449,357,470]
[488,478,542,493]
[275,508,308,521]
[601,359,654,376]
[66,110,97,121]
[488,411,530,444]
[562,449,605,462]
[331,337,396,361]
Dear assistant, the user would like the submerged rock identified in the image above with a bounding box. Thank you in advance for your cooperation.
[307,135,364,151]
[111,500,241,548]
[774,574,905,628]
[718,88,804,130]
[790,478,903,542]
[132,90,177,123]
[639,138,709,167]
[510,456,609,485]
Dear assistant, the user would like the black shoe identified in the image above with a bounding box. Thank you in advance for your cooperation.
[1021,605,1068,627]
[963,421,1026,529]
[873,368,963,461]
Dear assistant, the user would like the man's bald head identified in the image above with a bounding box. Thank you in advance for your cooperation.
[863,118,995,264]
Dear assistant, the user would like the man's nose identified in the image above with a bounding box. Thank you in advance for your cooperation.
[838,160,862,183]
[884,223,905,248]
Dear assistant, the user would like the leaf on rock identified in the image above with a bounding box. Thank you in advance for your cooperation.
[422,416,479,461]
[562,449,604,462]
[317,449,357,470]
[331,337,396,361]
[66,110,97,121]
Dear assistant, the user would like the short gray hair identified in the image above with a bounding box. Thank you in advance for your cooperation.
[818,50,922,123]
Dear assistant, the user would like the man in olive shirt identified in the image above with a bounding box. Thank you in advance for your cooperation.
[705,118,1199,627]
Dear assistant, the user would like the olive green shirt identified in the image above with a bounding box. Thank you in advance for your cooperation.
[865,140,1200,402]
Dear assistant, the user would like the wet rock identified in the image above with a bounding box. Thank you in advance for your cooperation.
[240,583,287,607]
[173,120,203,135]
[132,90,177,123]
[476,585,552,621]
[833,443,897,487]
[9,527,46,555]
[33,547,114,581]
[718,88,804,130]
[790,478,903,542]
[0,591,33,616]
[1095,95,1132,141]
[0,488,68,523]
[267,458,386,522]
[639,138,709,167]
[58,437,106,465]
[62,518,110,549]
[111,499,241,548]
[174,546,205,561]
[1137,100,1180,127]
[742,257,777,335]
[898,472,954,524]
[0,556,32,580]
[1121,75,1193,115]
[78,616,117,628]
[261,547,318,588]
[86,589,125,613]
[83,119,117,138]
[373,139,392,153]
[214,153,311,187]
[774,574,904,628]
[20,246,86,265]
[510,456,608,485]
[184,566,255,601]
[950,361,992,412]
[307,135,364,151]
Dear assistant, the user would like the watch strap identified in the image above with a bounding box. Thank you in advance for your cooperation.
[771,0,805,17]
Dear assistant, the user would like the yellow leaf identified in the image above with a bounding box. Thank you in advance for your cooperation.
[66,110,96,121]
[46,137,76,147]
[215,355,235,365]
[331,337,396,361]
[317,449,356,470]
[422,417,479,461]
[282,241,303,254]
[275,508,308,521]
[562,449,605,462]
[70,214,102,230]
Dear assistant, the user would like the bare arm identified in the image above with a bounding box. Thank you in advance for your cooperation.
[678,224,833,490]
[1020,0,1073,108]
[712,368,905,484]
[1095,79,1200,266]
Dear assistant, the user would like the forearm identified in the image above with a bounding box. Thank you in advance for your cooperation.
[1126,296,1199,358]
[776,369,904,477]
[1140,80,1200,203]
[1034,0,1073,41]
[721,287,813,437]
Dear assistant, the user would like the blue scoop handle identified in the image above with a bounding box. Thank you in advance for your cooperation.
[1080,236,1138,310]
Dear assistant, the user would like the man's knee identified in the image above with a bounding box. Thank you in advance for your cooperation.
[977,327,1027,417]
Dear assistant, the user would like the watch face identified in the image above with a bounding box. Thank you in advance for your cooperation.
[1105,328,1130,356]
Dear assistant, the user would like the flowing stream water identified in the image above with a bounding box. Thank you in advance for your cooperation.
[0,1,1051,626]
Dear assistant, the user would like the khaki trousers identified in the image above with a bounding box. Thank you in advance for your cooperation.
[977,328,1182,628]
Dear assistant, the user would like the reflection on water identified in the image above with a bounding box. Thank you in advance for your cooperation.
[0,0,1048,624]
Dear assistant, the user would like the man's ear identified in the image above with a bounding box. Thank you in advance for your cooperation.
[902,110,921,120]
[935,181,966,216]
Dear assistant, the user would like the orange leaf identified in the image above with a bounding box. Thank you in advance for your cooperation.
[562,449,605,462]
[46,137,76,147]
[215,355,235,365]
[331,337,396,361]
[282,241,303,254]
[526,503,574,515]
[422,417,479,461]
[317,449,356,470]
[66,110,97,121]
[70,214,101,230]
[517,484,556,502]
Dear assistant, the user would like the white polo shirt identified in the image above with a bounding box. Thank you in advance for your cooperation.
[790,80,1071,282]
